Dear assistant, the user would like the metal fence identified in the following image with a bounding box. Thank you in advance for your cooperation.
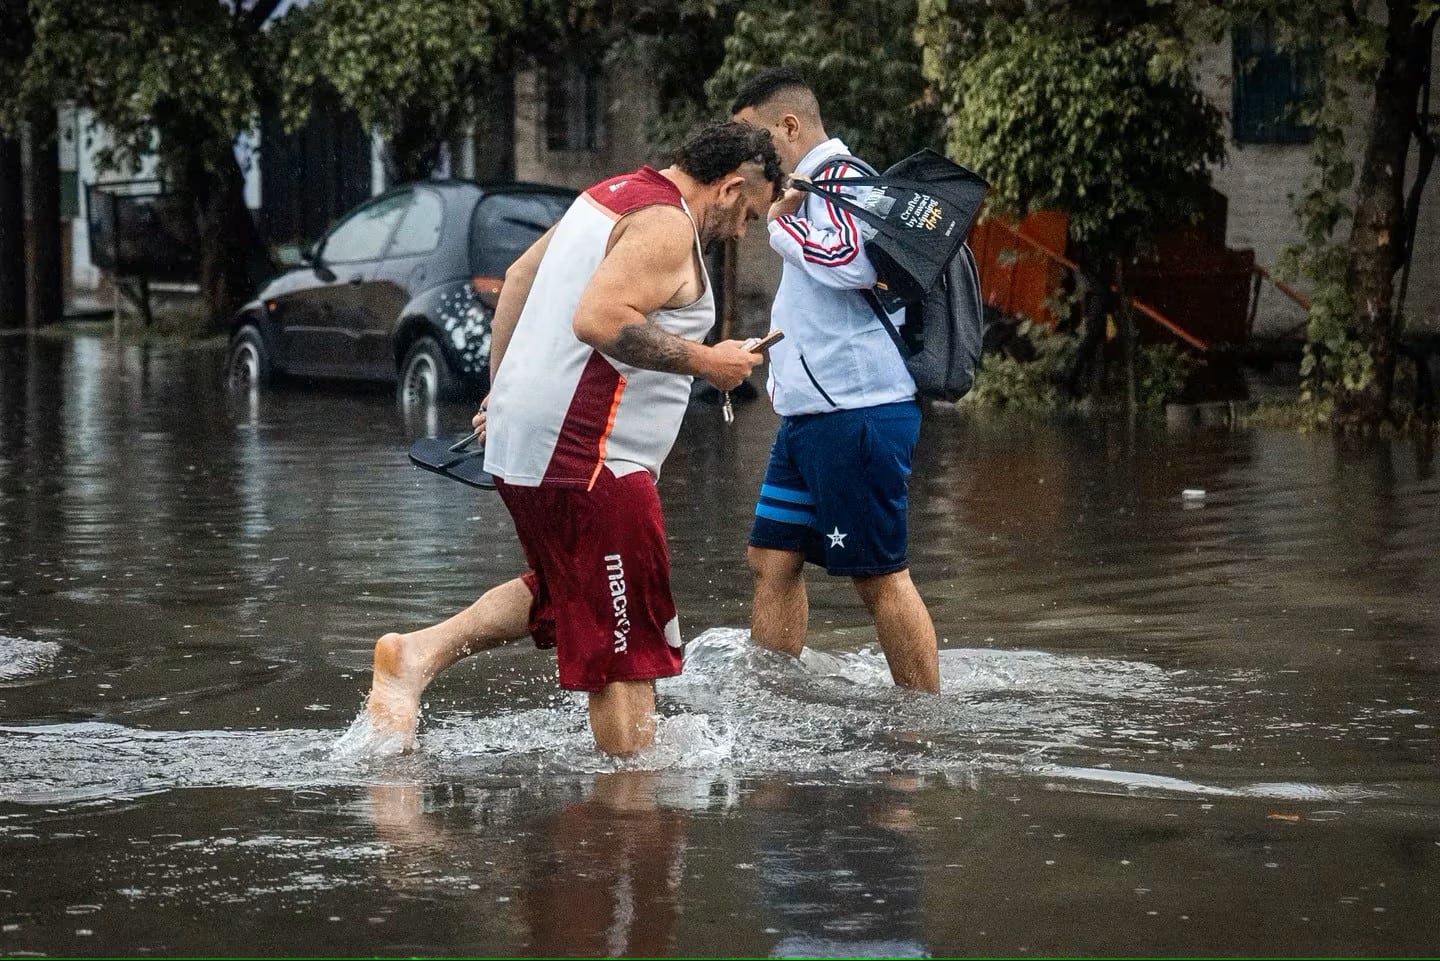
[85,180,199,284]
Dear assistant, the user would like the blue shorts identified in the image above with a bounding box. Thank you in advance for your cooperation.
[748,401,920,577]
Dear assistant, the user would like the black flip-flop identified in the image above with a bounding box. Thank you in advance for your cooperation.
[408,431,497,491]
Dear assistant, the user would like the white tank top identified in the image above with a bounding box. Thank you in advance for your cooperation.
[484,166,714,489]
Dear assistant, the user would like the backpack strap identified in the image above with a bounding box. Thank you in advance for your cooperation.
[795,167,936,260]
[814,154,878,181]
[807,155,913,361]
[861,287,911,359]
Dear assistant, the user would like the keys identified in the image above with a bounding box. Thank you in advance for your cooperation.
[722,331,781,426]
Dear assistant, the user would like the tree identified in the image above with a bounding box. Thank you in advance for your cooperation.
[19,0,548,328]
[24,0,284,327]
[918,1,1225,404]
[1257,0,1439,430]
[278,0,530,184]
[704,0,942,168]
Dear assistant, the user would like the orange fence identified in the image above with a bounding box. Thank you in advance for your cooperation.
[969,210,1069,328]
[971,211,1316,351]
[971,212,1211,350]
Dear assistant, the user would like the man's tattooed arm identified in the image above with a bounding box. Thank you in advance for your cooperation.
[607,321,697,374]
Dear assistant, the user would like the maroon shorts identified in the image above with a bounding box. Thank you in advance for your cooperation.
[496,468,683,692]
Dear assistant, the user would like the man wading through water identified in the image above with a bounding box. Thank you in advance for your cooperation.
[731,68,940,692]
[363,122,783,755]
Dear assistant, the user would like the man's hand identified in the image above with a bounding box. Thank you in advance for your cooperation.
[768,186,806,222]
[471,396,488,445]
[700,339,764,391]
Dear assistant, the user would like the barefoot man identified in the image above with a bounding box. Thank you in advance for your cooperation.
[365,122,783,755]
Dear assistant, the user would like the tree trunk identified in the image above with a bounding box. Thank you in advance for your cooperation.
[471,70,515,182]
[1116,262,1138,414]
[24,105,63,327]
[1065,253,1115,399]
[0,133,25,329]
[176,145,274,330]
[0,0,30,328]
[1335,0,1429,428]
[199,164,271,331]
[385,105,449,184]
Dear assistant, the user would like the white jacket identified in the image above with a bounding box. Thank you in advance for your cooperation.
[765,138,915,417]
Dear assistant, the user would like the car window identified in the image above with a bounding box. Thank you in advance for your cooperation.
[386,189,445,258]
[470,192,573,277]
[322,192,408,263]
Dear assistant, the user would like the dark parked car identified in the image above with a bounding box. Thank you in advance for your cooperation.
[225,180,576,403]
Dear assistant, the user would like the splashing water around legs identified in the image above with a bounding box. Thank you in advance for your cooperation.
[363,577,534,752]
[854,570,940,693]
[747,547,940,692]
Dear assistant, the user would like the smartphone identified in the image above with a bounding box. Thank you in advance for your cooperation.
[747,330,785,353]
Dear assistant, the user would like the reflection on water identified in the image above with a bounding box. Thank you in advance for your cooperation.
[1,335,1439,955]
[748,776,929,958]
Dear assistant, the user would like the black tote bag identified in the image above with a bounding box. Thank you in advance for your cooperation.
[795,149,989,304]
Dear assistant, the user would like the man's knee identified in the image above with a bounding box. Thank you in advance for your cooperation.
[748,544,805,584]
[853,567,917,607]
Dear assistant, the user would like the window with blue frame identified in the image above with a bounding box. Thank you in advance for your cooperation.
[1232,22,1320,145]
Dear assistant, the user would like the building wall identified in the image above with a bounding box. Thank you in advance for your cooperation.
[512,65,783,334]
[1195,31,1440,334]
[513,68,656,189]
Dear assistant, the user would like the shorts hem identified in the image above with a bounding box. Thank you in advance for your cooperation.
[748,537,805,551]
[558,666,683,694]
[824,562,909,578]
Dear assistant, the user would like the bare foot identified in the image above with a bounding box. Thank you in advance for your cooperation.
[365,632,428,751]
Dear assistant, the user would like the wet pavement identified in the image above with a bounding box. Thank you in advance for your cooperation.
[1,333,1438,956]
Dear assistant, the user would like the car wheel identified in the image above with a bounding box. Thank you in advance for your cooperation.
[225,325,272,392]
[399,335,461,407]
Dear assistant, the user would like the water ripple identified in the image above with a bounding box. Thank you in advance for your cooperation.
[0,635,63,682]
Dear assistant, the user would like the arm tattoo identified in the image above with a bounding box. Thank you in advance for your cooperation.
[608,322,693,374]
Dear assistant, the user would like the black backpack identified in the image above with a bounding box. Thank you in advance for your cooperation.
[800,151,989,402]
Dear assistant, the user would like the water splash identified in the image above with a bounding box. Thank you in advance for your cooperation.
[330,708,411,762]
[0,629,1391,806]
[0,722,350,804]
[0,635,63,682]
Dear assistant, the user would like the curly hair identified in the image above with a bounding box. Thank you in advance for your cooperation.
[670,121,784,200]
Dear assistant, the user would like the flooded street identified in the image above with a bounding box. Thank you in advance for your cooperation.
[1,333,1437,956]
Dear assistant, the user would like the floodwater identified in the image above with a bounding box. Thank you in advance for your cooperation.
[1,333,1437,956]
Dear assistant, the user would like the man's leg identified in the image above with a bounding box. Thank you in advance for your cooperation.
[587,679,658,756]
[853,569,939,692]
[747,545,809,657]
[367,576,533,746]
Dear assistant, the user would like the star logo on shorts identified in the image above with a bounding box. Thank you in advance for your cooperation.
[827,526,848,548]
